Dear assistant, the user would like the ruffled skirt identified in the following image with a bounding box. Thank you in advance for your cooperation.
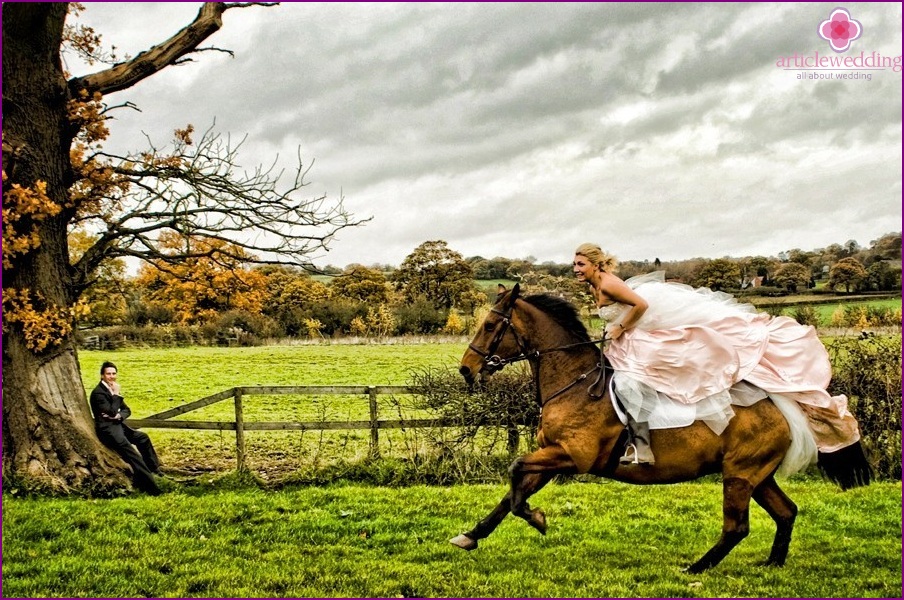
[604,272,860,455]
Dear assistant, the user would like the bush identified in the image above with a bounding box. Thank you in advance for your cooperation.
[790,305,822,328]
[828,333,902,480]
[393,297,448,334]
[408,365,538,455]
[749,286,788,297]
[307,299,368,335]
[214,310,283,341]
[831,304,902,328]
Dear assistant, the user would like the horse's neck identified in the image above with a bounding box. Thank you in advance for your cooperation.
[529,334,602,395]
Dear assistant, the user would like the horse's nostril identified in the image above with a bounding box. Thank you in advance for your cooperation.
[459,366,471,377]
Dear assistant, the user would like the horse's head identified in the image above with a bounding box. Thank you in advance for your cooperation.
[460,283,526,385]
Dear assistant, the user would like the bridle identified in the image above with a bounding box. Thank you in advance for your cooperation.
[467,301,612,405]
[467,306,535,370]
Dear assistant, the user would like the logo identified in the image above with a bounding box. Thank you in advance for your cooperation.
[818,7,862,53]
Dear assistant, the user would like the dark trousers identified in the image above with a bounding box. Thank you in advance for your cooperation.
[97,424,161,494]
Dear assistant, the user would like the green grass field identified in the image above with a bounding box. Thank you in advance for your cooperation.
[3,479,900,597]
[5,335,901,597]
[78,343,473,477]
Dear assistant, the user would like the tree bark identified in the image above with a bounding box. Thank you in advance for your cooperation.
[3,2,130,493]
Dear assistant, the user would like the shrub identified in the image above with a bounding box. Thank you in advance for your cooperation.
[790,305,822,328]
[215,310,283,340]
[393,297,447,334]
[829,304,902,328]
[750,286,787,297]
[828,333,902,480]
[443,309,467,335]
[307,299,368,335]
[408,365,538,455]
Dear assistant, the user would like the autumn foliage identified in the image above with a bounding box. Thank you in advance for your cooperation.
[134,234,269,324]
[2,89,119,351]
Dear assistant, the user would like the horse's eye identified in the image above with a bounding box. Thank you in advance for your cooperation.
[484,321,496,332]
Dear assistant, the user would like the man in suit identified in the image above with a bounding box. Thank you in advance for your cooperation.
[89,361,162,495]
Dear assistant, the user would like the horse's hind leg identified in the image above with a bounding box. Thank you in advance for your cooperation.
[752,475,798,567]
[685,477,753,574]
[450,473,550,550]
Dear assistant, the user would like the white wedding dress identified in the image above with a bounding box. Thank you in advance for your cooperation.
[600,272,861,474]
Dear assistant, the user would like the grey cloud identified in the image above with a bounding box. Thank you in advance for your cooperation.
[71,2,901,268]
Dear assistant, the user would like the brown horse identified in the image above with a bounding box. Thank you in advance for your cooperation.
[453,284,870,573]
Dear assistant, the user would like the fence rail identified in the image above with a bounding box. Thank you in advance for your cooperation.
[127,385,465,470]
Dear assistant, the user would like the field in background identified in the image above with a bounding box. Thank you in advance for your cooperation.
[79,343,473,478]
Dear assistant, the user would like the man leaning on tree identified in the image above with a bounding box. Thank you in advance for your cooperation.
[89,361,162,495]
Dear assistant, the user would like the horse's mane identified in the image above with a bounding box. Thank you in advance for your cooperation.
[522,294,591,343]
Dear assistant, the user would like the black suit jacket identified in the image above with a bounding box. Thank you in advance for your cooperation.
[89,382,133,431]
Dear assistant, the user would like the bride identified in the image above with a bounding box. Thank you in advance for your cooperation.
[573,243,861,467]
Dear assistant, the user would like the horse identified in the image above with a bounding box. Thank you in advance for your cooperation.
[452,284,871,573]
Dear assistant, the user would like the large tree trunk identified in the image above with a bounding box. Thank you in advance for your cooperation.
[2,3,130,494]
[2,342,129,493]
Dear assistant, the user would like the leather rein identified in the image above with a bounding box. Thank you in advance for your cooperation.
[467,304,612,406]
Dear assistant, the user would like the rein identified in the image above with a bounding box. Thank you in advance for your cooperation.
[469,305,613,406]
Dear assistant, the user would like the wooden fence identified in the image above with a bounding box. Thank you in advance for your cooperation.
[128,385,457,471]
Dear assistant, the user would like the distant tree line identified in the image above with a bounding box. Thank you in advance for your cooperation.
[78,232,901,345]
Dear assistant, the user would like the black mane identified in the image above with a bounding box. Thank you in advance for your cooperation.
[522,294,591,343]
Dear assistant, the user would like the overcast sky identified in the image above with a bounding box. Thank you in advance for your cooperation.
[68,2,902,269]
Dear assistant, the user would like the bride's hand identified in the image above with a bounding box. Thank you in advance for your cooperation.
[605,322,626,339]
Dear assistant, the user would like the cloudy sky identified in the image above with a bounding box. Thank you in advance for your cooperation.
[68,2,902,269]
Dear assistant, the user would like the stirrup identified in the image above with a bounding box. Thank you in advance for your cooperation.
[620,443,655,465]
[620,443,639,464]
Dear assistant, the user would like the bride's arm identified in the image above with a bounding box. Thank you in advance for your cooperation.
[599,273,648,339]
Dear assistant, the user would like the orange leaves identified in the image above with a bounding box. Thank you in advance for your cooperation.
[1,288,89,353]
[66,90,130,218]
[135,236,269,324]
[62,3,123,67]
[2,174,62,269]
[174,125,195,146]
[68,90,109,145]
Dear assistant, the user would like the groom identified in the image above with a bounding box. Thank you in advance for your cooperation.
[89,361,162,495]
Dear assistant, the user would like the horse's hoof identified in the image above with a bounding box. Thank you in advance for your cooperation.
[529,509,547,535]
[449,533,478,551]
[682,562,708,574]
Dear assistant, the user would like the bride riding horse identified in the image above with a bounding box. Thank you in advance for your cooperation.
[453,284,870,573]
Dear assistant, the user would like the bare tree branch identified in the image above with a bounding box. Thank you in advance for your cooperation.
[68,2,278,97]
[70,123,370,290]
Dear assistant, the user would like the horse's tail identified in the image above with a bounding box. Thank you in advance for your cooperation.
[817,440,873,490]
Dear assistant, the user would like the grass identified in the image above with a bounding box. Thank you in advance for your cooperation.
[2,479,900,597]
[79,343,466,412]
[8,327,901,596]
[77,343,475,478]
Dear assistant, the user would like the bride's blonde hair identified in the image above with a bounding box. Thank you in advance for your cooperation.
[575,243,618,273]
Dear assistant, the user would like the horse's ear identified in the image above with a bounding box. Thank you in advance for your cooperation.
[494,284,507,303]
[504,283,521,308]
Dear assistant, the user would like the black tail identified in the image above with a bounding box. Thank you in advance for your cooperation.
[817,440,873,490]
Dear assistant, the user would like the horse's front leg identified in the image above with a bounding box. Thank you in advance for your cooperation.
[450,473,548,550]
[450,489,513,550]
[509,445,578,534]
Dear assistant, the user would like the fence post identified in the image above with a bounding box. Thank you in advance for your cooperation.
[234,387,247,472]
[368,386,380,459]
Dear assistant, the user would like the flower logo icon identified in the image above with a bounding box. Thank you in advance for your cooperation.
[818,7,862,53]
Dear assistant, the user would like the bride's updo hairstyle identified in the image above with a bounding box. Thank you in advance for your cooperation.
[575,243,619,273]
